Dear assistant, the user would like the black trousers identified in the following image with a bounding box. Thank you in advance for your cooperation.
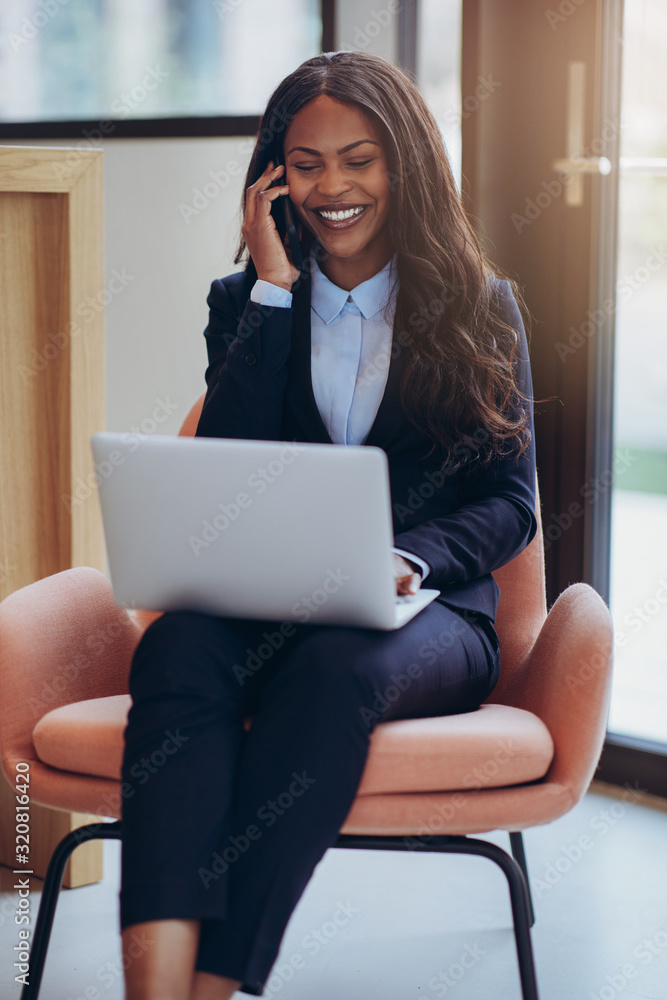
[119,600,501,995]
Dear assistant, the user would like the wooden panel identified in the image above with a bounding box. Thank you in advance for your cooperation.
[0,192,71,594]
[0,144,93,192]
[68,152,106,569]
[0,146,105,886]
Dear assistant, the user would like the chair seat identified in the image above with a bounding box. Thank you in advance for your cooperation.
[32,696,553,794]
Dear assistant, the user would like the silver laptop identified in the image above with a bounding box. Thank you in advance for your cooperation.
[90,432,440,630]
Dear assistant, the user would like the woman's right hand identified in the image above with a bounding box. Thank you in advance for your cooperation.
[242,160,302,291]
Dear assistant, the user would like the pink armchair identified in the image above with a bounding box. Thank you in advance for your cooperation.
[0,394,614,1000]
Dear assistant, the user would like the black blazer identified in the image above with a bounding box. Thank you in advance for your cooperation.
[194,266,537,622]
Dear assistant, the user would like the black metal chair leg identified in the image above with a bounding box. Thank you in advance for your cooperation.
[509,831,536,927]
[469,837,540,1000]
[335,833,540,1000]
[21,821,123,1000]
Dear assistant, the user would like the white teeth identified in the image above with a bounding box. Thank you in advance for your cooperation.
[317,206,365,221]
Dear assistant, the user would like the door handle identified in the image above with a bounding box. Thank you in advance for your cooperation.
[552,61,612,206]
[553,156,612,176]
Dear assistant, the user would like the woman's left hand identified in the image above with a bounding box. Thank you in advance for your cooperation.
[393,553,421,596]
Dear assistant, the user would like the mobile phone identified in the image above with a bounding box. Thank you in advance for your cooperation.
[273,151,304,272]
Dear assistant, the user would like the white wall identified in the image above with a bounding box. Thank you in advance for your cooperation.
[99,136,254,435]
[3,2,400,437]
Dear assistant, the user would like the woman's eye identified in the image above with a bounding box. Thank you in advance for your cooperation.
[292,158,375,172]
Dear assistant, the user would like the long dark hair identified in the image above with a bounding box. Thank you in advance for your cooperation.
[233,50,532,470]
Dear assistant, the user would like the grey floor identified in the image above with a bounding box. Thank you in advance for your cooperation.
[2,782,666,1000]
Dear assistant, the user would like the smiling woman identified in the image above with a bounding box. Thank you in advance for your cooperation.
[251,96,393,292]
[117,49,538,1000]
[282,97,392,290]
[234,50,533,466]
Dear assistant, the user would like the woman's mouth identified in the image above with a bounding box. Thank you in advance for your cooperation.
[311,205,369,229]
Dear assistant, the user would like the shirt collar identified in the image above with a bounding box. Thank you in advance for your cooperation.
[310,248,398,324]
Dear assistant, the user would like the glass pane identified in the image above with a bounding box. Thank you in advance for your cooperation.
[607,0,667,743]
[0,0,322,121]
[416,0,462,191]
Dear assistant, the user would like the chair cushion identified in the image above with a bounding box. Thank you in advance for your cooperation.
[33,695,133,780]
[33,697,553,793]
[356,704,554,794]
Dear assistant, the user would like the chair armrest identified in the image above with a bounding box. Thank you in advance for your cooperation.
[499,582,613,799]
[0,566,142,771]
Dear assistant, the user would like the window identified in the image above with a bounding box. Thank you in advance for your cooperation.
[0,0,322,123]
[415,0,462,190]
[607,0,667,745]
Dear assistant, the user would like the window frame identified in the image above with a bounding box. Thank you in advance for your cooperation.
[0,0,335,140]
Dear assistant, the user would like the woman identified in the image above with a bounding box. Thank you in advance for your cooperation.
[119,50,537,1000]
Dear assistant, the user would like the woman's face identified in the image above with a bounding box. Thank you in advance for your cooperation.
[282,94,392,267]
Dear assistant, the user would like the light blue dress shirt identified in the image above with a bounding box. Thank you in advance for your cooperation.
[249,249,430,582]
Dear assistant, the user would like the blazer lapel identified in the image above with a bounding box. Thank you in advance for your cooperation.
[285,268,332,444]
[284,265,409,450]
[362,331,409,449]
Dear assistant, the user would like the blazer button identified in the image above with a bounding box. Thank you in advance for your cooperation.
[244,353,257,366]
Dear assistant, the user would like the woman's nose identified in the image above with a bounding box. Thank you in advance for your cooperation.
[315,165,350,197]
